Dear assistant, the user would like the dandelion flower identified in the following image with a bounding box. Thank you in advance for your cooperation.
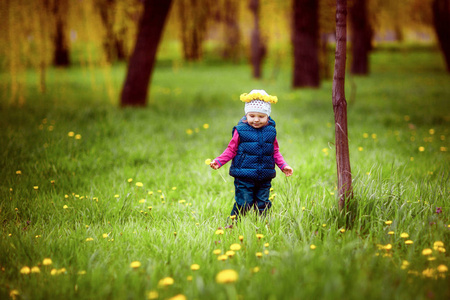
[102,233,108,238]
[86,237,94,242]
[203,124,209,129]
[422,268,435,278]
[78,270,87,275]
[388,231,394,235]
[75,134,81,140]
[385,220,393,225]
[437,265,448,273]
[226,251,235,257]
[16,170,22,175]
[31,266,40,273]
[422,248,433,256]
[190,264,200,271]
[230,244,241,251]
[322,224,327,227]
[127,178,133,183]
[217,255,228,261]
[400,233,409,238]
[405,240,413,245]
[33,186,39,190]
[148,291,159,299]
[129,261,141,269]
[136,182,143,187]
[63,205,68,209]
[310,245,316,250]
[384,244,392,250]
[401,260,409,270]
[215,229,224,235]
[239,235,244,242]
[363,133,369,138]
[418,146,425,152]
[139,199,146,203]
[186,129,193,135]
[252,266,260,273]
[433,241,444,250]
[168,294,187,300]
[9,290,19,299]
[68,131,75,137]
[213,249,221,255]
[50,268,58,275]
[158,277,174,287]
[187,275,193,281]
[255,252,263,258]
[20,266,31,274]
[358,147,363,151]
[340,228,346,233]
[256,234,264,240]
[215,269,239,284]
[43,258,52,266]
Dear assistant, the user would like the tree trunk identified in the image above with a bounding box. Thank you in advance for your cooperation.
[432,0,450,72]
[332,0,352,210]
[98,0,127,63]
[249,0,265,78]
[349,0,371,75]
[292,0,320,88]
[53,0,70,67]
[120,0,172,107]
[178,0,208,61]
[222,0,241,62]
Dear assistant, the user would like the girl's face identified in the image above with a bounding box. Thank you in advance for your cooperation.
[246,112,268,128]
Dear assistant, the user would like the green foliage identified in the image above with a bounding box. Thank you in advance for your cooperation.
[0,46,449,300]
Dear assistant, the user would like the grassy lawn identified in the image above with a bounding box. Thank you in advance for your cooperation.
[0,45,449,300]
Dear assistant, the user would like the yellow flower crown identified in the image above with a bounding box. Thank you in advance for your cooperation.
[240,92,278,104]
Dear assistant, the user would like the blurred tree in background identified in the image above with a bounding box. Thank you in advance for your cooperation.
[0,0,446,107]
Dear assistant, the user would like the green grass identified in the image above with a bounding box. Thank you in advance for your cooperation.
[1,45,449,300]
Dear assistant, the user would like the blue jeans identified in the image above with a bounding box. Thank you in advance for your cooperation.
[231,178,272,217]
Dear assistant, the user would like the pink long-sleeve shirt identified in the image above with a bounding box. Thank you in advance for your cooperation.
[214,129,288,170]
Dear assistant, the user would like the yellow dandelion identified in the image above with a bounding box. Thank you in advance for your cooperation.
[68,131,75,137]
[75,134,81,140]
[422,248,433,256]
[20,266,31,274]
[168,294,187,300]
[371,133,377,139]
[230,215,236,220]
[388,231,394,235]
[418,146,425,152]
[139,199,146,203]
[405,240,414,245]
[148,191,154,195]
[148,290,159,300]
[322,224,327,227]
[213,249,221,255]
[158,277,174,287]
[127,178,133,183]
[429,129,435,135]
[217,255,228,261]
[86,237,94,242]
[400,233,409,238]
[186,129,193,135]
[16,170,22,175]
[264,243,269,247]
[437,265,448,273]
[255,252,263,258]
[385,220,393,225]
[30,266,40,273]
[358,147,363,151]
[434,241,444,250]
[215,229,224,235]
[33,186,39,190]
[226,250,236,257]
[187,275,193,281]
[78,270,87,275]
[10,290,19,299]
[230,244,241,251]
[102,233,108,238]
[190,264,200,271]
[252,266,260,273]
[302,207,306,211]
[203,123,209,129]
[43,258,52,266]
[63,205,68,209]
[310,244,316,250]
[239,235,244,242]
[136,182,143,187]
[256,234,264,239]
[422,268,435,278]
[340,228,346,233]
[50,268,58,275]
[401,260,409,269]
[215,269,239,284]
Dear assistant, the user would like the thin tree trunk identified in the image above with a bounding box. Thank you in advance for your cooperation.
[292,0,320,87]
[249,0,265,78]
[432,0,450,72]
[222,0,241,62]
[349,0,371,75]
[120,0,172,107]
[53,0,70,67]
[332,0,352,210]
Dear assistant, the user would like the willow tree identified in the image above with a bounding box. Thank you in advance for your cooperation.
[120,0,173,107]
[292,0,320,87]
[332,0,352,210]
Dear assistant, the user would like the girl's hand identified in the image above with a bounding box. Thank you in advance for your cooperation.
[210,160,220,170]
[282,166,293,177]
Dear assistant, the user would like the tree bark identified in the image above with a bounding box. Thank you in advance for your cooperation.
[292,0,320,88]
[432,0,450,72]
[222,0,241,62]
[178,0,208,61]
[53,0,70,67]
[349,0,371,75]
[120,0,172,107]
[332,0,352,210]
[249,0,265,78]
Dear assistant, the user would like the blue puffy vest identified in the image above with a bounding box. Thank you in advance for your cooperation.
[229,116,277,181]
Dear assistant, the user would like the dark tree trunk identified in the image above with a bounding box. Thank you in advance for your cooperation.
[178,0,208,61]
[432,0,450,72]
[292,0,320,88]
[53,0,70,67]
[349,0,371,75]
[98,0,127,63]
[222,0,241,62]
[120,0,172,107]
[332,0,352,210]
[249,0,265,78]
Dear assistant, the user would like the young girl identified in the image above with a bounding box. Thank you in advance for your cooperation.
[210,89,293,219]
